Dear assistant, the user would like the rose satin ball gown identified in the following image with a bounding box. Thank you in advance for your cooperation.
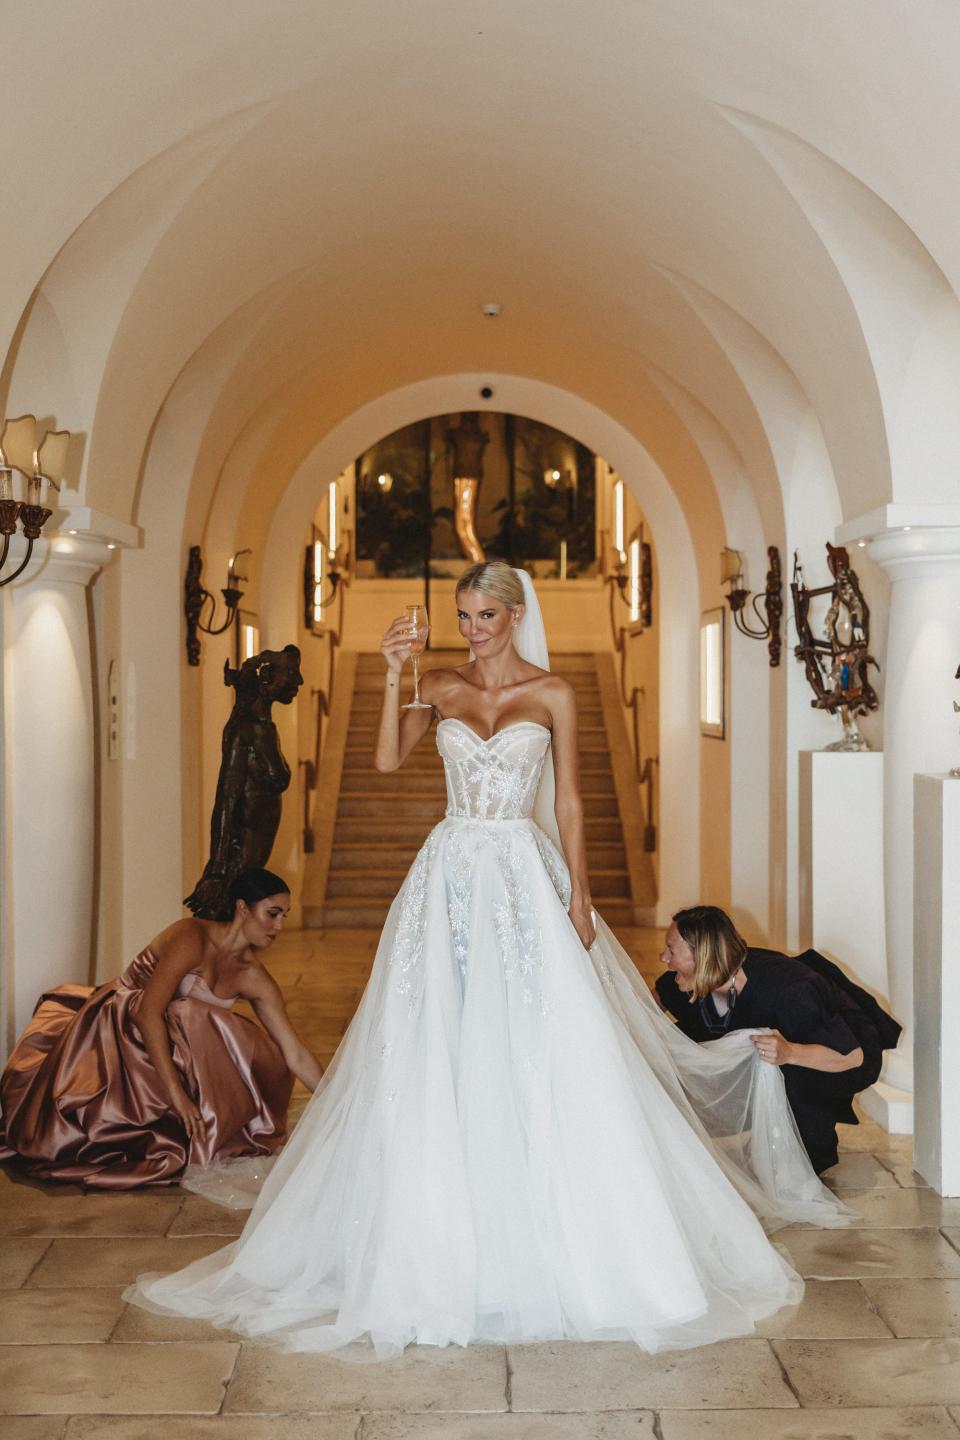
[0,951,291,1188]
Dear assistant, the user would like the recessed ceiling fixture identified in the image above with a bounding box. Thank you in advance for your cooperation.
[481,302,502,318]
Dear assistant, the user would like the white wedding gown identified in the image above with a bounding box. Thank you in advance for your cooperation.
[127,718,847,1356]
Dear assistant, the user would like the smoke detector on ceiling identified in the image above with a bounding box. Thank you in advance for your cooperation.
[481,302,502,318]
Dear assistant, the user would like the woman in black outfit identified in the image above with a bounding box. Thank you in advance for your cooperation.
[655,906,901,1174]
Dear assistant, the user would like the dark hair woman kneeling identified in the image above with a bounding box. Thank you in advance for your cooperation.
[656,905,901,1175]
[0,869,323,1189]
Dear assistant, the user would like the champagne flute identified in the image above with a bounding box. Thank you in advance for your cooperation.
[402,603,431,710]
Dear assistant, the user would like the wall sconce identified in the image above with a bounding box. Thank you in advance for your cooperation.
[721,545,783,667]
[375,471,394,493]
[304,523,351,632]
[184,546,250,666]
[607,525,653,631]
[0,414,71,587]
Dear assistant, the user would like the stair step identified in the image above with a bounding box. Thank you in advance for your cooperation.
[334,817,626,844]
[328,869,632,900]
[306,895,638,931]
[341,750,612,773]
[336,792,620,819]
[353,651,597,671]
[329,841,628,870]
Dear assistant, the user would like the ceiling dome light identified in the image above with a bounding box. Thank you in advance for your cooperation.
[481,302,502,318]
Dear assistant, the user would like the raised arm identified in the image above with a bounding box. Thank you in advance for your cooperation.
[374,615,438,772]
[137,922,210,1143]
[242,967,325,1091]
[550,679,596,950]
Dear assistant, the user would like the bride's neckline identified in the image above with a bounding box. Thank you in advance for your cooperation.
[437,717,552,744]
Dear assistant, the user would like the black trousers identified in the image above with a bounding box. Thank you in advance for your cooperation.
[782,1047,883,1174]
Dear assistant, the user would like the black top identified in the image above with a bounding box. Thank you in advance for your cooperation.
[654,947,897,1058]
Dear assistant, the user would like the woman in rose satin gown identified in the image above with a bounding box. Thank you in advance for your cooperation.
[0,868,323,1190]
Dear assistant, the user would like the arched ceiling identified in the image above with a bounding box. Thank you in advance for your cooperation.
[5,0,960,544]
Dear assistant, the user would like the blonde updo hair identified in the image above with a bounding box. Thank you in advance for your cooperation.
[455,559,525,610]
[672,905,747,1001]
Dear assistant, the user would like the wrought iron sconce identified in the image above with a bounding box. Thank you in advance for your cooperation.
[184,546,250,666]
[721,545,783,667]
[0,414,71,587]
[607,527,653,631]
[303,524,351,635]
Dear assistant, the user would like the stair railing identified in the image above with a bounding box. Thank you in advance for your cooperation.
[602,533,658,853]
[299,534,350,853]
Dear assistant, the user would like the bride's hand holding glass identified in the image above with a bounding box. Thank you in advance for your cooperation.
[380,615,418,674]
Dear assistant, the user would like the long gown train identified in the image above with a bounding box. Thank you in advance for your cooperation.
[126,720,847,1356]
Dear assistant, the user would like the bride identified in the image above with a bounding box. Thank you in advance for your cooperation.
[126,560,847,1357]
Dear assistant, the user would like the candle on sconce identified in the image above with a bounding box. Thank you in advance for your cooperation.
[27,473,41,506]
[560,540,568,581]
[0,469,12,503]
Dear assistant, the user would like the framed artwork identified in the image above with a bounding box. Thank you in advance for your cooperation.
[700,607,725,739]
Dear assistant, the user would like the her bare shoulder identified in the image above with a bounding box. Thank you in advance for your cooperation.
[540,673,576,713]
[150,918,206,971]
[418,666,465,708]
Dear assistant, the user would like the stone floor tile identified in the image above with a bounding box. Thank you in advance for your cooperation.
[829,1190,960,1228]
[111,1300,242,1342]
[508,1340,796,1412]
[0,1341,238,1415]
[839,1124,913,1161]
[26,1236,228,1288]
[0,1178,181,1238]
[0,1287,125,1343]
[224,1343,507,1414]
[773,1338,960,1407]
[0,1237,50,1288]
[863,1279,960,1337]
[658,1408,960,1439]
[780,1227,960,1279]
[885,1165,931,1189]
[65,1417,357,1439]
[166,1194,247,1237]
[821,1152,902,1191]
[364,1416,654,1438]
[0,1420,68,1440]
[754,1278,891,1338]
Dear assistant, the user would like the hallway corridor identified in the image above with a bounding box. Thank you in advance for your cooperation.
[1,927,959,1438]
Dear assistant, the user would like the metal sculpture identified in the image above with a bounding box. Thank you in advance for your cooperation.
[447,411,489,562]
[791,544,879,751]
[185,644,304,918]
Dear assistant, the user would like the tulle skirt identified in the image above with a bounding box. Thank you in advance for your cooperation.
[126,816,847,1355]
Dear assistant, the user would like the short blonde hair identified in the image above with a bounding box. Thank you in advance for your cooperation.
[455,560,525,610]
[673,906,747,1001]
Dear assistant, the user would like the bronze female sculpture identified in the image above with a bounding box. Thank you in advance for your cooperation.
[185,644,304,919]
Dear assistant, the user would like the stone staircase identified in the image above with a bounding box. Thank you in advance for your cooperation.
[303,651,655,930]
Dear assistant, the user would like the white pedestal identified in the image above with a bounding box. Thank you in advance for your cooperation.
[798,750,912,1133]
[913,774,960,1196]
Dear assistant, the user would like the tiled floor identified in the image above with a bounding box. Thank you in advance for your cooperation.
[2,927,959,1440]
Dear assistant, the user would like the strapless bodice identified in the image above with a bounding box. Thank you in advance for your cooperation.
[119,950,237,1009]
[437,718,551,821]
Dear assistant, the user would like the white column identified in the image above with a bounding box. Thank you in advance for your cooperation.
[866,525,960,1116]
[3,535,111,1045]
[914,773,960,1196]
